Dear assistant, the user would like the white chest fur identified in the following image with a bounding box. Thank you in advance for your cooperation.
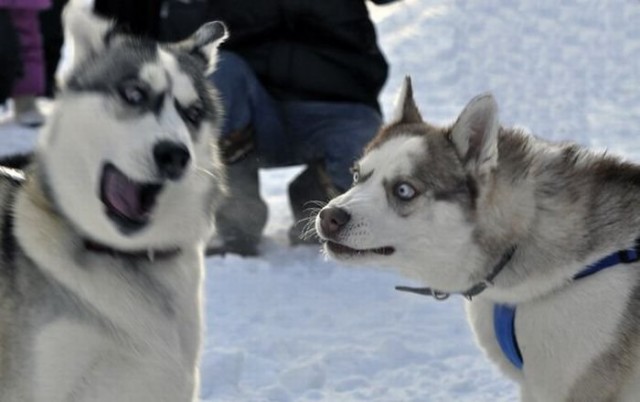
[467,266,637,401]
[13,190,205,402]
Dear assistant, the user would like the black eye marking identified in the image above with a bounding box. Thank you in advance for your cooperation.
[433,181,472,202]
[185,104,204,125]
[434,188,465,201]
[175,100,205,126]
[151,92,165,115]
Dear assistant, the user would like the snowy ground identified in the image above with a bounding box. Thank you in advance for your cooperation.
[2,0,640,401]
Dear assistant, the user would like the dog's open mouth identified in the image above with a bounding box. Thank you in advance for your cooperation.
[325,241,395,257]
[100,163,163,233]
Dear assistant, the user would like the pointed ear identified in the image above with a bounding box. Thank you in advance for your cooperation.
[450,94,499,177]
[391,76,423,124]
[59,2,113,86]
[180,21,228,75]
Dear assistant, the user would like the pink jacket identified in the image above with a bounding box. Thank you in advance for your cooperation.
[0,0,51,10]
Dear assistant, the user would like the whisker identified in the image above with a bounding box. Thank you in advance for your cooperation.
[196,166,217,178]
[303,200,328,208]
[296,205,325,240]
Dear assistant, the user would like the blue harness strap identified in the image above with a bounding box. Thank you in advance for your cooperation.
[493,304,523,369]
[493,245,640,370]
[573,248,638,279]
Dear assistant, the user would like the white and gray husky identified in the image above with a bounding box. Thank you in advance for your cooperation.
[316,77,640,401]
[0,4,227,401]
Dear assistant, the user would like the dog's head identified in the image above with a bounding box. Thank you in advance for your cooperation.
[36,5,228,250]
[316,77,509,293]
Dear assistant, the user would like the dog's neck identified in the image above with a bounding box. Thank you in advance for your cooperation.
[82,238,181,261]
[479,130,640,303]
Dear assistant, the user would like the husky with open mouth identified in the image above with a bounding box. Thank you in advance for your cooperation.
[316,77,640,401]
[0,4,227,401]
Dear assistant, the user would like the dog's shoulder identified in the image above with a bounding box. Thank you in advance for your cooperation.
[0,162,26,386]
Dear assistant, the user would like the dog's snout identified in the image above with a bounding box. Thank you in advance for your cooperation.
[153,141,191,180]
[319,207,351,237]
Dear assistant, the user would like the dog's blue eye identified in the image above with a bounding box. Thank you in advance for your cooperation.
[394,182,417,200]
[119,84,147,106]
[352,171,360,183]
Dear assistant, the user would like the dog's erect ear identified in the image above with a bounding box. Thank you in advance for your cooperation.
[391,76,423,124]
[177,21,228,74]
[58,2,113,86]
[450,94,499,177]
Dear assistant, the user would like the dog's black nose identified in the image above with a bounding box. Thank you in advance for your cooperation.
[153,141,191,180]
[319,207,351,237]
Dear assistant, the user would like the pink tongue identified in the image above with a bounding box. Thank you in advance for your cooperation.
[104,169,144,220]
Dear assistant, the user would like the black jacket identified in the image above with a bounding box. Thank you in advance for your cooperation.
[161,0,389,111]
[94,0,162,38]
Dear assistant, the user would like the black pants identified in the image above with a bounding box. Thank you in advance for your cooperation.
[0,9,22,104]
[215,152,336,248]
[39,0,68,97]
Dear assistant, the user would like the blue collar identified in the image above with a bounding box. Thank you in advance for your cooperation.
[494,245,640,370]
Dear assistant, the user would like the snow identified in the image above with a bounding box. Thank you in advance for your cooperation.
[2,0,640,400]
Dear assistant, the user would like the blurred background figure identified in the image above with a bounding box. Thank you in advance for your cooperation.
[94,0,395,256]
[0,0,51,127]
[0,7,22,112]
[40,0,69,98]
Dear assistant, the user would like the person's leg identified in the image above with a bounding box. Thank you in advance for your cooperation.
[210,134,266,256]
[212,51,290,166]
[316,104,382,191]
[10,8,46,127]
[0,9,22,105]
[39,0,68,98]
[284,101,382,244]
[287,161,340,244]
[207,51,288,255]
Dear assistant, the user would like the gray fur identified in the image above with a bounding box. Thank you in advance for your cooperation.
[0,6,227,400]
[370,119,640,284]
[66,37,220,139]
[318,78,640,400]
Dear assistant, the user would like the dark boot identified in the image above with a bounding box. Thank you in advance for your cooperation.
[288,162,340,246]
[207,126,267,256]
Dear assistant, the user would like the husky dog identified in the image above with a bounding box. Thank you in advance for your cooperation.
[316,77,640,401]
[0,5,227,402]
